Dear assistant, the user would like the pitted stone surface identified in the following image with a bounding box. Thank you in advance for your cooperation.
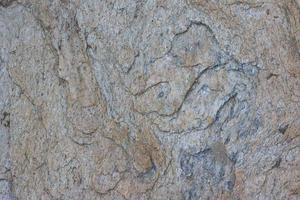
[0,0,300,199]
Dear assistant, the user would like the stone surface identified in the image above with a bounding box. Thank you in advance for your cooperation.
[0,0,300,199]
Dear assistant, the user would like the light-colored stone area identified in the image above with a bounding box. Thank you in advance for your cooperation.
[0,0,299,199]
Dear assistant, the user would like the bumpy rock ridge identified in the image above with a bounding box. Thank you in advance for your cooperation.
[0,0,299,199]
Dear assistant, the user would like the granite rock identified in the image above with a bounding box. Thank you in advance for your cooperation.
[0,0,300,199]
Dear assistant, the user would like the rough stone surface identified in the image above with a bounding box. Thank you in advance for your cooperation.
[0,0,300,199]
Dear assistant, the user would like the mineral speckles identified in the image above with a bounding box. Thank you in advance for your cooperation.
[91,145,128,194]
[1,0,300,199]
[132,58,196,116]
[130,129,166,175]
[67,103,102,135]
[117,44,136,73]
[171,22,221,68]
[152,63,256,133]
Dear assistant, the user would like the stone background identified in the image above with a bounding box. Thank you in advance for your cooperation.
[0,0,299,199]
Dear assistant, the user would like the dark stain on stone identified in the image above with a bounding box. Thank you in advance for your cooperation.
[271,157,282,169]
[278,124,289,134]
[157,91,164,98]
[0,0,16,7]
[1,111,10,128]
[266,73,279,80]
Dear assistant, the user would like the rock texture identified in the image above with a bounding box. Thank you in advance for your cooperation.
[0,0,300,199]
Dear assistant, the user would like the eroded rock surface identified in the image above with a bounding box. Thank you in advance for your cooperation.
[0,0,299,199]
